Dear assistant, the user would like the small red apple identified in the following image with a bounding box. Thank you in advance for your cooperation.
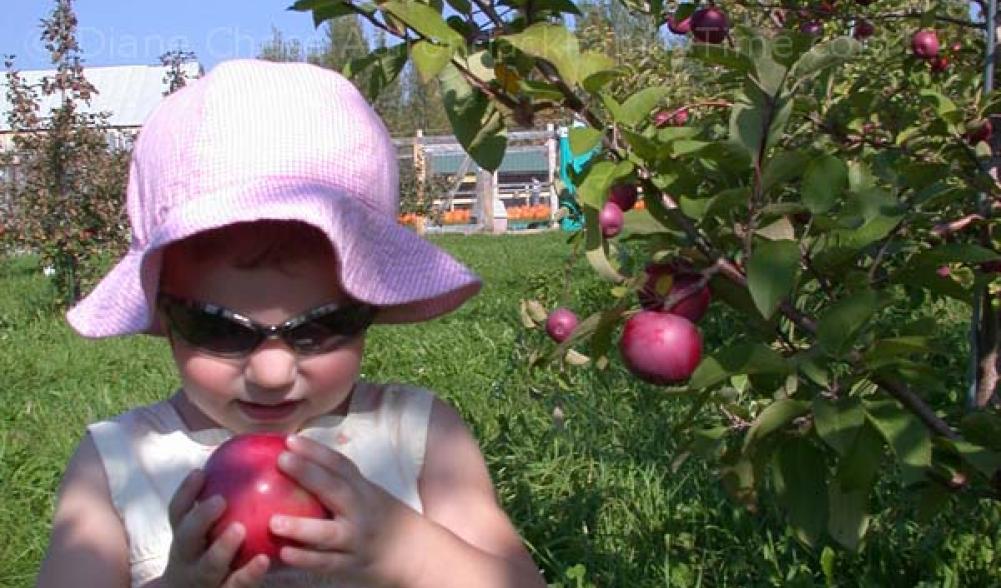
[608,183,638,211]
[691,7,729,44]
[799,21,823,37]
[911,29,940,60]
[667,15,692,35]
[619,311,703,384]
[199,433,330,570]
[599,201,624,238]
[853,19,875,40]
[638,265,711,322]
[545,307,579,343]
[653,108,688,128]
[967,119,993,145]
[950,41,962,53]
[931,55,949,73]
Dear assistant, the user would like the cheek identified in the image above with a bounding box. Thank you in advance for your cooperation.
[173,345,243,390]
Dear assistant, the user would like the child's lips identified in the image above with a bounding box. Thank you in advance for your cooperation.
[237,400,302,421]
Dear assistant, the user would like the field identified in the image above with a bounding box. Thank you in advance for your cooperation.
[2,231,1000,587]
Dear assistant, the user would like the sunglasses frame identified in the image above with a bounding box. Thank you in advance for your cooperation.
[156,292,376,358]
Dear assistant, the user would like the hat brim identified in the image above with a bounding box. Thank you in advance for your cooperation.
[66,183,482,338]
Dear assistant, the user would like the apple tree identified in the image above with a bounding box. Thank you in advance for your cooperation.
[292,0,1001,553]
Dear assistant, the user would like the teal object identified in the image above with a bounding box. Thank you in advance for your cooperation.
[557,129,599,232]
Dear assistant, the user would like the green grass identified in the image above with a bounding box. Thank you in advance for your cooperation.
[2,232,1000,587]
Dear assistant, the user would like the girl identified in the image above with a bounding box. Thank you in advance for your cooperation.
[36,59,545,588]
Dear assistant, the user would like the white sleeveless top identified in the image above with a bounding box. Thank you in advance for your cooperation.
[87,381,433,588]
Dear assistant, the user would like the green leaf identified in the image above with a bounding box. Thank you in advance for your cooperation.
[528,0,583,15]
[821,547,836,586]
[382,1,464,48]
[439,64,507,171]
[689,43,752,73]
[576,160,617,210]
[835,420,884,492]
[772,440,828,547]
[864,336,937,369]
[582,206,627,283]
[866,400,932,486]
[817,289,879,355]
[950,439,1001,479]
[411,40,454,83]
[747,239,800,319]
[918,89,959,120]
[908,243,1001,267]
[813,397,865,457]
[790,36,862,80]
[618,86,669,127]
[504,23,585,84]
[689,341,789,390]
[960,411,1001,452]
[802,154,847,214]
[761,149,810,196]
[444,0,471,14]
[743,399,809,454]
[827,422,882,551]
[729,93,766,167]
[568,127,604,157]
[827,476,871,552]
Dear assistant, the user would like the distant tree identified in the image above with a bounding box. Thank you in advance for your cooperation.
[258,26,305,63]
[307,17,368,72]
[159,48,198,96]
[0,0,129,305]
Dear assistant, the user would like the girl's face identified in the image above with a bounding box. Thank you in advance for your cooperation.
[159,248,365,434]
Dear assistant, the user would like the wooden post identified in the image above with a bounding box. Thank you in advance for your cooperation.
[477,166,493,231]
[546,123,558,227]
[413,129,426,210]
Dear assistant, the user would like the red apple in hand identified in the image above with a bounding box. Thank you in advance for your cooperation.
[691,7,729,44]
[199,433,330,569]
[608,183,639,211]
[546,307,579,343]
[638,264,711,323]
[911,29,939,60]
[619,311,702,384]
[599,201,624,238]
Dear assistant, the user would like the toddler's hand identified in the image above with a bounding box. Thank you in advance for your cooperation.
[269,435,424,585]
[160,469,271,588]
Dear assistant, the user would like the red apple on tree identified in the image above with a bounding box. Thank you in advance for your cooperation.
[966,119,992,145]
[546,307,579,343]
[619,311,703,384]
[667,15,692,35]
[599,201,624,238]
[653,107,689,128]
[799,21,823,37]
[608,183,638,211]
[638,264,712,322]
[911,29,940,60]
[931,55,949,73]
[691,7,729,44]
[853,19,875,40]
[198,433,330,570]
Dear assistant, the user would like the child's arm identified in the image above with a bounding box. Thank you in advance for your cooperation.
[411,398,546,587]
[36,434,131,587]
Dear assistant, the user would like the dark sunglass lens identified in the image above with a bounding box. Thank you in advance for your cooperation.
[165,303,257,355]
[287,306,373,353]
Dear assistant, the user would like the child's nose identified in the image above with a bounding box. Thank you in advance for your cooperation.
[244,339,298,388]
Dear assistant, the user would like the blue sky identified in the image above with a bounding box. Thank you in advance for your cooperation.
[1,1,333,72]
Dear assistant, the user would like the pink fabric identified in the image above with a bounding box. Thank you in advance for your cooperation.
[67,59,481,337]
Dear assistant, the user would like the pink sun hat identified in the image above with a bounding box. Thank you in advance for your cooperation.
[66,59,482,338]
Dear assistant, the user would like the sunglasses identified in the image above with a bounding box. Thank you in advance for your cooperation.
[157,293,376,358]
